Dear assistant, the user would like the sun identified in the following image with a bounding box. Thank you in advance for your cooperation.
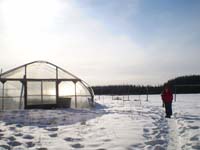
[1,0,61,31]
[0,0,63,51]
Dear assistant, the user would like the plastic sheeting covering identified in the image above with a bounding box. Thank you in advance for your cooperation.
[0,61,94,110]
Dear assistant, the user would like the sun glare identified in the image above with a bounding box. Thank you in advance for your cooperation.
[1,0,61,32]
[1,0,63,51]
[59,82,75,97]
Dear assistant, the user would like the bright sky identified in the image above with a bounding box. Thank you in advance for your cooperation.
[0,0,200,86]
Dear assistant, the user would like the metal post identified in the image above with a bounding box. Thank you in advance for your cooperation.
[24,66,27,109]
[2,83,4,110]
[74,82,77,108]
[24,80,27,109]
[56,81,59,107]
[19,82,24,109]
[0,68,2,77]
[56,67,59,106]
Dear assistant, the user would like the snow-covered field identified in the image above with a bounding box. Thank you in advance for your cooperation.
[0,94,199,150]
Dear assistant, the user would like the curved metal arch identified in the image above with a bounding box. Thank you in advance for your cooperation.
[0,60,80,80]
[29,60,80,79]
[81,80,94,97]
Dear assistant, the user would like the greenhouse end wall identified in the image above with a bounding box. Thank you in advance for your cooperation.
[0,61,94,110]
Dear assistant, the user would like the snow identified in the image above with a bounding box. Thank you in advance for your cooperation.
[0,94,199,150]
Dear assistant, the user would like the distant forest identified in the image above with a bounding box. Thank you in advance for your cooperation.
[92,75,200,95]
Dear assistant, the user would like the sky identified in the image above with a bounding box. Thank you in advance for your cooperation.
[0,0,200,86]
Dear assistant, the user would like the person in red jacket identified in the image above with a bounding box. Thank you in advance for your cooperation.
[161,84,173,118]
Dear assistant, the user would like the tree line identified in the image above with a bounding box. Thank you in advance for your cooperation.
[92,75,200,95]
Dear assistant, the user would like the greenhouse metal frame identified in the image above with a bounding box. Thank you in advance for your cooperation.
[0,61,94,110]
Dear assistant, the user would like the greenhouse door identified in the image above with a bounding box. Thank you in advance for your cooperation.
[26,81,56,109]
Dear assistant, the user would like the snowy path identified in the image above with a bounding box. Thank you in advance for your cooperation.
[0,95,199,150]
[167,118,179,150]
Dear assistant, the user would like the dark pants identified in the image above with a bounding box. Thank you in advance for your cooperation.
[164,102,172,117]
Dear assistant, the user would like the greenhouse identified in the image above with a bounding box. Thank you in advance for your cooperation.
[0,61,94,110]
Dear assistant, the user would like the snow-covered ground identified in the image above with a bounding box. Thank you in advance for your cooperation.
[0,94,199,150]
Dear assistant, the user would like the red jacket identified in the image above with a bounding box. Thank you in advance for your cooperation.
[161,89,173,103]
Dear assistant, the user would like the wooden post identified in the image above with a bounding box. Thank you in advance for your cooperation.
[128,85,130,101]
[41,81,43,104]
[146,86,149,101]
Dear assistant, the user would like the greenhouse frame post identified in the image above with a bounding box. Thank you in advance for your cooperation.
[19,82,24,109]
[24,66,27,109]
[56,67,59,105]
[24,80,27,108]
[74,81,77,108]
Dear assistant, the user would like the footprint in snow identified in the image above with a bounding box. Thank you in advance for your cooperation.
[88,143,101,148]
[64,137,83,142]
[145,140,166,146]
[71,143,84,148]
[192,144,200,150]
[0,145,11,150]
[23,134,34,139]
[26,141,35,148]
[14,133,23,137]
[154,145,165,150]
[129,143,144,149]
[45,127,58,131]
[37,148,48,150]
[16,124,23,128]
[49,133,57,137]
[9,127,16,131]
[143,128,150,133]
[7,136,16,141]
[7,141,22,147]
[5,123,13,125]
[190,134,199,141]
[102,139,111,142]
[189,126,199,129]
[0,129,4,132]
